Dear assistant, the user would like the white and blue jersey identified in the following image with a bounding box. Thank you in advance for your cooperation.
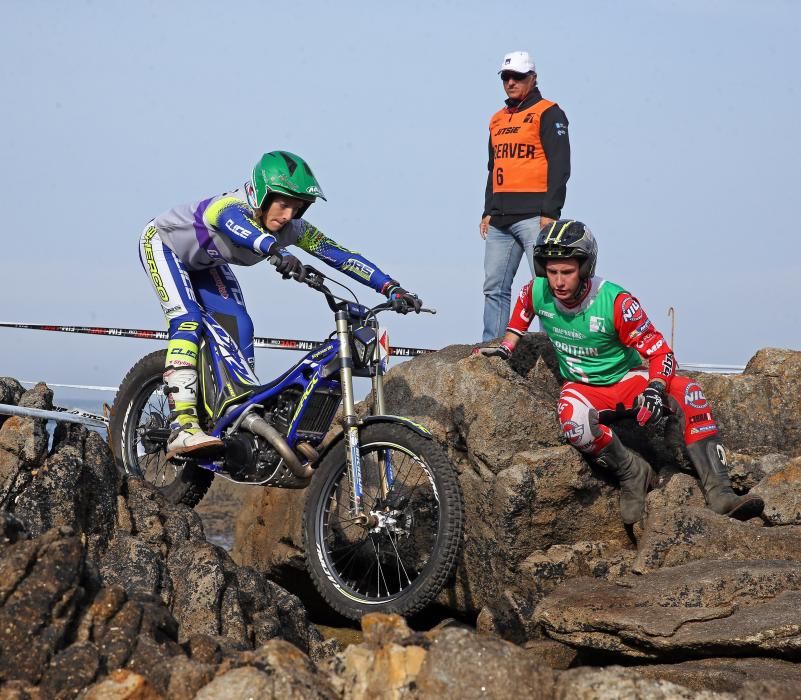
[151,185,391,291]
[139,183,393,373]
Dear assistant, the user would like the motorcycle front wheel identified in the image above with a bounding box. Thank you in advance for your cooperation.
[303,422,463,620]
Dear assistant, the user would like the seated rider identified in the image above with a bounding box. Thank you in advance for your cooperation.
[140,150,421,459]
[475,219,764,525]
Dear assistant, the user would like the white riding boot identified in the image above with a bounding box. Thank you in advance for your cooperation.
[164,366,223,459]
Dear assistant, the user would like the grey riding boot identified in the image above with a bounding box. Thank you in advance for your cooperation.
[686,437,764,520]
[597,433,659,525]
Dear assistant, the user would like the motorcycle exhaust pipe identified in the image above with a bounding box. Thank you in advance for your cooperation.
[239,413,315,479]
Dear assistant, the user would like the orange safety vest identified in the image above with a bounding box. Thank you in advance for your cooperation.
[489,99,555,193]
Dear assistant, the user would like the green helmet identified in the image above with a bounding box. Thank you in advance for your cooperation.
[247,151,326,219]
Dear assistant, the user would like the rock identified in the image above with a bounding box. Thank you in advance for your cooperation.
[414,626,558,699]
[0,376,24,409]
[196,640,336,700]
[522,638,579,670]
[0,384,52,464]
[691,348,801,456]
[752,457,801,525]
[536,559,801,660]
[631,657,801,698]
[12,429,118,547]
[632,506,801,573]
[554,666,733,699]
[0,527,86,685]
[81,670,164,699]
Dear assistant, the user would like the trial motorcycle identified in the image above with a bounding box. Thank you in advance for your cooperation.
[109,264,463,620]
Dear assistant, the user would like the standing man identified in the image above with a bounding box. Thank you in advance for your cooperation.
[480,50,571,341]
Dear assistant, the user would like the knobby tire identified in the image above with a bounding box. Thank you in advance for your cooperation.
[108,349,213,507]
[302,423,463,620]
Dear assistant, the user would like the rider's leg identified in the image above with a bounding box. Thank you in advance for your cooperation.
[139,225,223,457]
[194,265,256,371]
[559,378,658,525]
[667,377,764,520]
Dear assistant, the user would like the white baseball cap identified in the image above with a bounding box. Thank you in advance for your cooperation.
[498,51,536,75]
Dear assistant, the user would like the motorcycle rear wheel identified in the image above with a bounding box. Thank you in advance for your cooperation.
[108,350,213,507]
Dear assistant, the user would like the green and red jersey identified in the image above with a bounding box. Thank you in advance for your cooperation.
[507,277,676,387]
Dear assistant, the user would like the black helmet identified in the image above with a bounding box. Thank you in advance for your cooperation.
[533,220,597,279]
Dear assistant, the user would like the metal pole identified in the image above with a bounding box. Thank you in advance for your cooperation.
[667,307,676,349]
[0,403,108,428]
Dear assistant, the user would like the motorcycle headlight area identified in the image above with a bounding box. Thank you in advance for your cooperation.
[350,325,377,367]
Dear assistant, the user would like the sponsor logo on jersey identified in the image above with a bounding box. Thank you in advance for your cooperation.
[690,424,718,435]
[210,268,229,300]
[142,225,169,302]
[553,326,586,340]
[621,297,642,323]
[684,381,709,409]
[539,309,555,318]
[589,316,606,333]
[645,338,664,355]
[225,219,252,240]
[494,126,521,135]
[342,258,374,281]
[552,339,598,357]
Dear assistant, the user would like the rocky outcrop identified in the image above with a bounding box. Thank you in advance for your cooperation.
[5,341,801,697]
[235,342,801,617]
[536,559,801,659]
[0,379,333,697]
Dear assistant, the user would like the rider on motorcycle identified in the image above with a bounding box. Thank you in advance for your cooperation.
[475,219,764,525]
[139,150,422,459]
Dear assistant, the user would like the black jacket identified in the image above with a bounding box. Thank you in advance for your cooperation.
[483,87,571,224]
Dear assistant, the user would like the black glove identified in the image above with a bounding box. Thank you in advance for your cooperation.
[269,245,306,282]
[635,381,666,428]
[472,344,512,360]
[384,281,422,314]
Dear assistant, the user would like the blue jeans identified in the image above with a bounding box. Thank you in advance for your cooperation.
[482,217,540,341]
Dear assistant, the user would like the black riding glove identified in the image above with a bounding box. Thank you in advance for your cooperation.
[472,342,513,361]
[269,244,307,282]
[635,381,666,428]
[384,281,423,313]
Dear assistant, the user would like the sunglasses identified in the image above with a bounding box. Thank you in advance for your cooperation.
[500,71,531,82]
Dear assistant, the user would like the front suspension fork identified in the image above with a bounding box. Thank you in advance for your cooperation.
[336,314,394,523]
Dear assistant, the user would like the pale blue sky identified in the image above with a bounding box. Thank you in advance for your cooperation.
[1,0,799,394]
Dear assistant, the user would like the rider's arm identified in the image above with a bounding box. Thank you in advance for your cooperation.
[613,292,676,390]
[294,221,392,293]
[501,280,538,352]
[203,197,278,255]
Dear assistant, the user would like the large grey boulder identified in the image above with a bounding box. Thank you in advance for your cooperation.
[535,559,801,660]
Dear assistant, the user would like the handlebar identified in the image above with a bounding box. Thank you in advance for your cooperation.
[268,255,434,318]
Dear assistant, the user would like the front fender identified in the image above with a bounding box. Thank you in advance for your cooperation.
[314,414,434,465]
[360,414,433,438]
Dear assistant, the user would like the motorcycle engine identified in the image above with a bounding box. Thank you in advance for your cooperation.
[223,432,281,483]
